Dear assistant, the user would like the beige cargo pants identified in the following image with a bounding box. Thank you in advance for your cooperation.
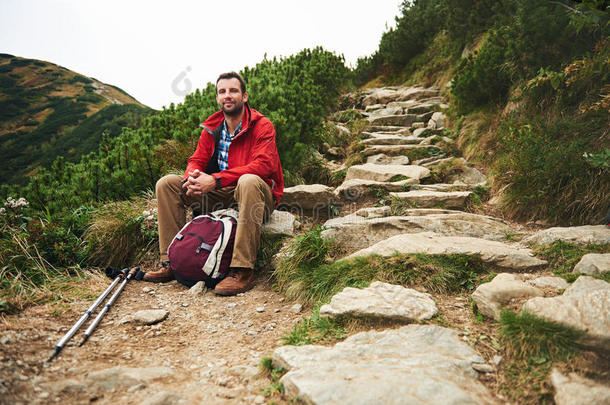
[156,173,274,269]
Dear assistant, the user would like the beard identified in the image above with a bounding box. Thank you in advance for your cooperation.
[221,100,244,117]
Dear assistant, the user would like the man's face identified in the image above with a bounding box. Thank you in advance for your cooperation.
[216,78,248,117]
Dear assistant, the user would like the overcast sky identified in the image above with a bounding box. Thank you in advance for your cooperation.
[0,0,401,109]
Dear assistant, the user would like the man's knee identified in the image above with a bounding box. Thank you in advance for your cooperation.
[156,174,182,195]
[236,174,264,190]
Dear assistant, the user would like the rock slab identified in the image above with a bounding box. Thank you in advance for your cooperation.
[345,232,547,270]
[472,273,543,320]
[551,368,610,405]
[523,276,610,350]
[86,366,174,391]
[281,184,336,210]
[523,225,610,246]
[319,281,437,321]
[272,325,497,405]
[344,163,430,182]
[132,309,169,325]
[573,253,610,275]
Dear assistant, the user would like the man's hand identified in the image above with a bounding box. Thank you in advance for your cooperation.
[182,170,216,196]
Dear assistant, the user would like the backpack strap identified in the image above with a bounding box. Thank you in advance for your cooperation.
[202,216,235,278]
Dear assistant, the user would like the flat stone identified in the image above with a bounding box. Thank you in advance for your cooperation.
[346,232,547,270]
[523,276,610,350]
[527,276,569,290]
[290,304,303,313]
[523,225,610,246]
[359,134,421,146]
[368,125,412,134]
[366,153,410,165]
[272,325,496,405]
[367,106,403,117]
[319,281,437,321]
[344,164,430,182]
[573,253,610,275]
[281,184,336,210]
[188,281,207,296]
[405,103,437,114]
[364,103,384,112]
[362,144,438,157]
[132,310,169,325]
[389,190,472,209]
[429,112,447,128]
[322,211,515,253]
[334,178,417,201]
[410,183,479,192]
[367,114,419,126]
[86,366,174,391]
[141,391,185,405]
[472,273,544,320]
[551,368,610,405]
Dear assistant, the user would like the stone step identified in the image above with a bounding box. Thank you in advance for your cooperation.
[362,144,442,157]
[272,325,497,405]
[334,178,417,201]
[345,231,547,270]
[410,183,481,192]
[359,134,422,146]
[344,163,430,182]
[361,87,440,106]
[389,190,473,209]
[366,153,411,165]
[281,184,336,210]
[368,125,412,133]
[367,114,419,127]
[322,209,516,253]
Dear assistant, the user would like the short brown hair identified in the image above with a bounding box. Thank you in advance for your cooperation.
[216,71,246,94]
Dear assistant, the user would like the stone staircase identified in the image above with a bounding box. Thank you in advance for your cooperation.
[277,86,610,404]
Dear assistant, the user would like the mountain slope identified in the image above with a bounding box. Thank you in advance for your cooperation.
[0,53,152,184]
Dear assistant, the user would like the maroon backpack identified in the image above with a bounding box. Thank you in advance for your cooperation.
[168,214,237,287]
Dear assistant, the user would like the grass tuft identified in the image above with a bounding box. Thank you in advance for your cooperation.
[283,309,348,346]
[532,240,609,276]
[274,228,492,306]
[499,310,583,362]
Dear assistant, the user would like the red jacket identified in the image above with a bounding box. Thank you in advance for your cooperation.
[184,103,284,204]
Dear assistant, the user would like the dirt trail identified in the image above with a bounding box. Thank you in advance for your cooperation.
[0,274,302,404]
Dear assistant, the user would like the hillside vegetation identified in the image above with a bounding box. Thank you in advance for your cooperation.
[355,0,609,225]
[0,54,151,184]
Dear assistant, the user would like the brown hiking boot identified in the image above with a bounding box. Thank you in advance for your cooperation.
[213,268,254,296]
[143,261,174,283]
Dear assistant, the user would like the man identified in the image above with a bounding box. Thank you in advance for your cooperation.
[144,72,284,296]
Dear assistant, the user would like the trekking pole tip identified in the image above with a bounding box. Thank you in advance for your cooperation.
[78,335,89,347]
[48,347,60,362]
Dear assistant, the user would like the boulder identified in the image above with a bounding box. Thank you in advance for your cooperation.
[472,273,543,320]
[361,88,402,106]
[429,112,447,128]
[344,163,430,182]
[322,211,516,253]
[272,325,497,405]
[523,276,610,350]
[523,225,610,246]
[446,166,487,185]
[573,253,610,275]
[550,368,610,405]
[319,281,437,321]
[281,184,336,210]
[366,154,411,165]
[346,232,547,270]
[389,190,472,209]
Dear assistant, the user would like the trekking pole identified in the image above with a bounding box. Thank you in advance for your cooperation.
[48,268,129,362]
[79,267,138,347]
